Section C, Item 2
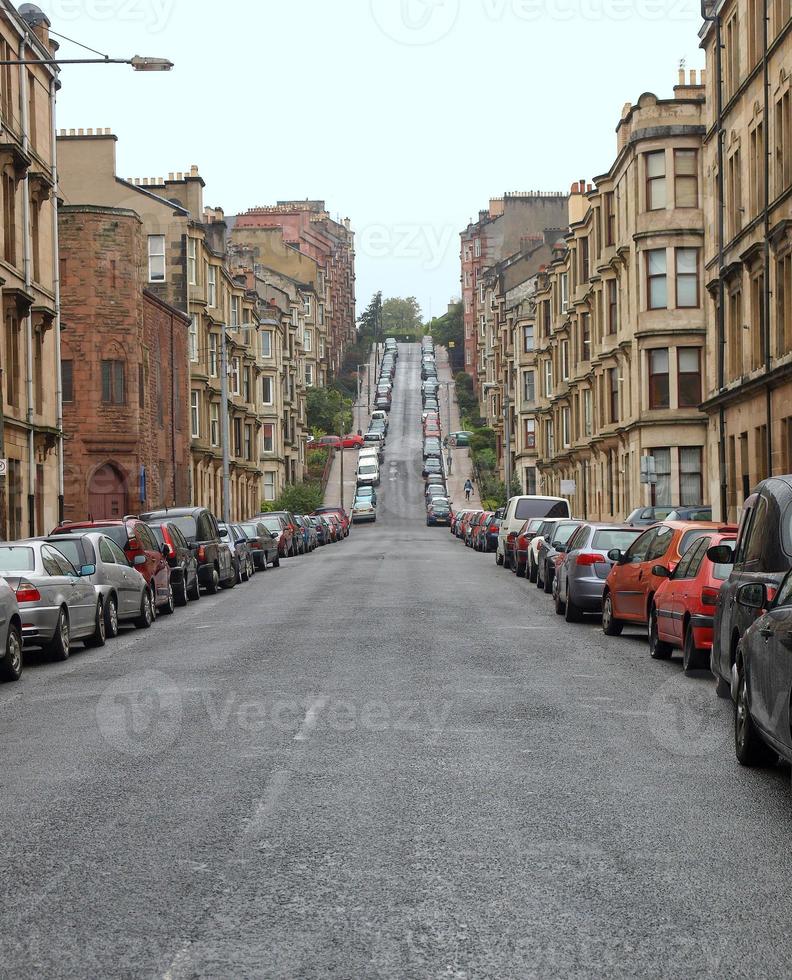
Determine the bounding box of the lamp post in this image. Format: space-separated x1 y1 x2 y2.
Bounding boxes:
356 363 367 431
220 326 231 524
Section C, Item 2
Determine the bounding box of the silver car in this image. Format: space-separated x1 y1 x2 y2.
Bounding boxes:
44 533 152 638
0 541 104 660
553 524 645 623
0 577 22 682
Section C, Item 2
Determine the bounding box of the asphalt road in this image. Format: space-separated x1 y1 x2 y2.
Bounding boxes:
2 344 792 979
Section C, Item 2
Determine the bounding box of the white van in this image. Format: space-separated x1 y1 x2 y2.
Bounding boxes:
496 495 571 567
356 459 380 487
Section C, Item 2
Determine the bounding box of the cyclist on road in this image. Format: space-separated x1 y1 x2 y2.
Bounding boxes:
464 479 473 502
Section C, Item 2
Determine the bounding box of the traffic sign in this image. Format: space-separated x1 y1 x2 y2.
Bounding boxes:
0 459 7 478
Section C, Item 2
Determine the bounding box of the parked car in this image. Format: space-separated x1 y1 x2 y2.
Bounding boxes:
145 521 200 606
554 524 645 623
497 496 571 567
602 520 734 639
239 522 280 570
536 521 583 594
44 532 153 637
512 518 548 577
481 515 501 553
371 410 389 434
650 530 736 671
362 432 386 461
138 506 234 594
666 506 713 522
250 515 287 563
294 515 317 553
313 506 350 537
427 500 452 527
0 541 108 659
625 505 678 527
708 477 792 699
731 571 792 767
217 522 250 584
52 517 174 612
449 431 472 448
471 512 494 551
252 510 304 555
316 435 342 450
352 497 377 524
357 459 381 487
465 512 486 548
0 576 22 682
342 434 365 449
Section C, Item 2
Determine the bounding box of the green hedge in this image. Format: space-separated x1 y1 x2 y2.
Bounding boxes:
260 482 325 515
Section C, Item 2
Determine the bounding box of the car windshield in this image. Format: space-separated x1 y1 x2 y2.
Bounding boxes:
359 465 377 475
0 546 35 571
592 529 645 551
259 518 280 532
51 540 84 567
514 499 569 520
239 525 259 539
553 524 580 546
161 516 198 541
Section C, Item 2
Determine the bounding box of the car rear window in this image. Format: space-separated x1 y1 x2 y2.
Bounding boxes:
51 540 85 568
149 526 165 545
515 499 570 520
85 526 129 548
553 524 579 546
680 528 713 555
592 529 644 551
0 547 35 571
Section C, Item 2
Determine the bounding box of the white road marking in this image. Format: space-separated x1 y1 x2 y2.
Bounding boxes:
162 941 193 980
246 769 290 836
294 696 328 741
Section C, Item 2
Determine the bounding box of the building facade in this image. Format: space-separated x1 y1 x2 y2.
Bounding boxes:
699 0 792 520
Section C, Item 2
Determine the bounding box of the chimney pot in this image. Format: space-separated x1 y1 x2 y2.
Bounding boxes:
678 68 685 85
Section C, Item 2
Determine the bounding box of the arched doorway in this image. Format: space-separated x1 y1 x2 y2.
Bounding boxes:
88 463 128 520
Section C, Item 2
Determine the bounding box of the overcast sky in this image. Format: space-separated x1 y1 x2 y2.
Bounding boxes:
49 0 705 322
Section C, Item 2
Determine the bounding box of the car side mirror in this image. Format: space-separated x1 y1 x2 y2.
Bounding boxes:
133 555 147 567
270 531 278 539
80 564 96 577
607 549 623 563
707 544 734 565
652 565 670 578
219 528 228 538
556 545 567 554
737 582 767 610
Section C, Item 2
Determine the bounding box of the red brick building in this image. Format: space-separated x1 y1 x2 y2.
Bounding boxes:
58 205 191 522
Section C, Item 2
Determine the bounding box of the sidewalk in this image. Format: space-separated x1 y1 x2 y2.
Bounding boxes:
436 347 481 509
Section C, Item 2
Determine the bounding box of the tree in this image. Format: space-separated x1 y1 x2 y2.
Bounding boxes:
357 292 381 342
429 302 463 370
381 296 422 337
306 387 353 435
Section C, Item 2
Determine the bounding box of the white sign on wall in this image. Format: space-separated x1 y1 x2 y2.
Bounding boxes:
560 479 577 495
0 459 7 478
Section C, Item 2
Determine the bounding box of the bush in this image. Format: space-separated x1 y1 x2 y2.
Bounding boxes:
261 481 325 515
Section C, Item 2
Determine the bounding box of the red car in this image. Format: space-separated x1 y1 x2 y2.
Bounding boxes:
51 517 173 614
650 530 737 672
313 507 349 537
512 518 548 577
472 512 494 551
603 520 737 639
342 434 364 449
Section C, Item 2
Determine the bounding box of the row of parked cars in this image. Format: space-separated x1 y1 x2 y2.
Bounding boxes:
0 503 352 683
418 338 452 527
452 482 792 776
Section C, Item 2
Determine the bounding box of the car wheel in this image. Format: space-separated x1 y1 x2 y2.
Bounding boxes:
565 593 583 623
649 607 672 660
0 623 22 682
49 608 70 661
223 564 237 589
602 593 623 637
554 590 565 616
735 658 777 767
85 599 106 647
188 572 201 601
104 594 119 638
160 583 175 615
175 570 189 607
528 557 537 583
715 674 731 699
536 566 543 589
205 567 220 595
272 554 280 568
515 559 525 579
683 626 706 673
543 567 553 594
135 590 153 630
239 559 248 583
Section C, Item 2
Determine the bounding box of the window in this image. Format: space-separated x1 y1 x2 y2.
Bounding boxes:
580 237 590 282
62 359 73 403
261 330 272 358
233 418 242 457
190 391 199 438
305 363 314 387
675 248 699 308
207 265 217 307
303 295 312 317
775 0 791 38
728 287 744 380
262 376 274 405
543 300 551 337
776 90 791 197
727 149 743 238
777 253 792 354
580 314 591 361
583 388 593 437
647 249 667 309
560 273 569 313
101 360 125 405
604 192 615 246
680 447 703 506
748 0 763 67
725 12 741 99
242 367 251 403
208 334 218 377
561 406 571 448
525 418 536 449
678 348 702 407
262 423 274 453
231 357 240 396
187 237 197 285
523 324 534 352
609 367 619 424
231 296 240 328
3 172 16 265
607 279 618 334
523 370 535 404
561 339 570 381
210 403 219 446
244 425 253 462
652 449 672 504
646 151 666 210
189 315 198 362
545 419 555 457
304 329 313 352
648 349 670 409
749 123 766 217
525 466 538 494
544 359 553 398
148 235 165 282
263 471 276 501
674 150 698 208
474 238 481 258
138 363 145 409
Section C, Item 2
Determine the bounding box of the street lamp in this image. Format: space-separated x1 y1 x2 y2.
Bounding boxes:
483 382 513 499
0 54 174 69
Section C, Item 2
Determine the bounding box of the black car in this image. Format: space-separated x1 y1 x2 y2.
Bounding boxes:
239 521 280 570
709 477 792 699
625 505 678 526
139 506 235 593
146 521 200 605
422 461 445 480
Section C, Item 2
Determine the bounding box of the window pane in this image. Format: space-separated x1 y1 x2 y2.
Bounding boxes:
676 177 698 208
650 278 668 309
678 348 700 373
675 150 697 175
653 448 672 504
650 348 669 373
647 152 665 178
677 248 697 274
680 447 703 506
677 277 698 307
648 250 667 275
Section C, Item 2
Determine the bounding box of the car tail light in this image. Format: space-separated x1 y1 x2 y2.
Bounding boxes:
507 532 517 543
767 585 778 603
701 587 719 606
162 527 174 550
16 580 41 603
197 545 206 561
576 552 606 566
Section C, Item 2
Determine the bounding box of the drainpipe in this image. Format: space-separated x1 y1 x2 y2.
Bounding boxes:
18 37 35 535
762 0 772 477
49 76 64 525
